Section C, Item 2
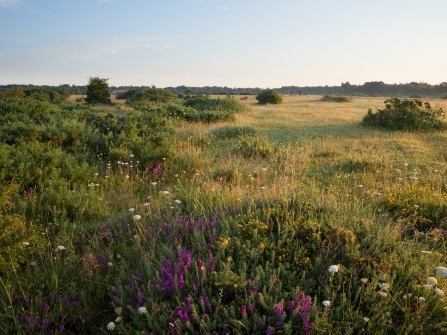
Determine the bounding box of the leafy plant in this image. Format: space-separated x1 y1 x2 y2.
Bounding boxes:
320 95 352 102
85 77 112 105
361 98 446 131
256 89 283 105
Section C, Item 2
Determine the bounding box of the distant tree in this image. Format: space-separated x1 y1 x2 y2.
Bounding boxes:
85 77 112 105
0 87 26 99
256 89 283 105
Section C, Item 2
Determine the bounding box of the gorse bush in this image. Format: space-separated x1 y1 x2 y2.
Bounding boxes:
256 89 283 105
125 86 177 107
320 95 352 102
361 98 446 131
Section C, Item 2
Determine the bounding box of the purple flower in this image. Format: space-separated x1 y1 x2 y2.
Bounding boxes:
267 326 275 334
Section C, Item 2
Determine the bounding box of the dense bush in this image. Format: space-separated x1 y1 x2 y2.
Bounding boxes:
320 95 352 102
0 87 26 99
361 98 446 131
184 94 247 113
256 89 283 105
126 86 177 107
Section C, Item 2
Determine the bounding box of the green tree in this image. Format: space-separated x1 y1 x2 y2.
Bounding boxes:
256 89 283 105
85 77 112 105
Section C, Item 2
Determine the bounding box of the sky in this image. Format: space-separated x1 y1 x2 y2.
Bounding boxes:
1 0 446 88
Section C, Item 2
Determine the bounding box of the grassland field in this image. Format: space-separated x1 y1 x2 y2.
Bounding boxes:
3 93 447 334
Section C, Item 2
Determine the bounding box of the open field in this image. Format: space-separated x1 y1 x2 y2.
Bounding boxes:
2 94 447 334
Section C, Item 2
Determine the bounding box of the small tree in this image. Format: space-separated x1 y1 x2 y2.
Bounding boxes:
256 89 282 105
85 77 112 105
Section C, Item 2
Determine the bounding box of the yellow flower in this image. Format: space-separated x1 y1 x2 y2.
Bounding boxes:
227 257 232 263
259 243 265 249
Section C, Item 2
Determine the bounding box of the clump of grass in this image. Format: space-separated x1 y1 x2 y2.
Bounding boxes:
235 136 277 158
321 95 353 102
211 125 257 140
361 98 446 131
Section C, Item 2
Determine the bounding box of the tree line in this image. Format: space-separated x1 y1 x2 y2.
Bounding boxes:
1 81 446 97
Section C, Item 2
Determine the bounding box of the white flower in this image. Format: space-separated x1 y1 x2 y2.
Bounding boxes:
161 191 169 195
379 283 390 290
358 185 364 188
143 202 149 206
322 300 330 307
427 277 438 285
363 317 370 322
436 267 447 277
129 208 135 212
129 154 134 158
328 265 339 273
29 262 37 266
133 215 141 221
138 306 147 314
414 205 419 208
151 182 157 186
419 297 426 301
173 200 181 204
422 285 433 290
22 242 30 247
56 245 65 251
435 288 444 296
404 163 408 167
107 321 116 330
115 316 122 323
395 169 402 173
107 262 113 267
421 251 432 254
379 292 387 297
125 175 129 179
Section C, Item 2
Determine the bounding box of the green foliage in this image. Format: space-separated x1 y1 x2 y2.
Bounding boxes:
442 93 447 99
0 184 33 273
256 89 283 105
85 77 112 105
236 137 277 158
361 98 446 131
321 94 353 102
0 87 26 99
115 89 138 100
211 126 257 139
125 86 177 107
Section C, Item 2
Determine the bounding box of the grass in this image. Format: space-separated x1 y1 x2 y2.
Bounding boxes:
3 95 447 334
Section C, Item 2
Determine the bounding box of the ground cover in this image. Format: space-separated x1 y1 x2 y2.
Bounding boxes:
2 95 447 334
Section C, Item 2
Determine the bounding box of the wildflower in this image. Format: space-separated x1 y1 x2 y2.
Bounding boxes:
125 175 129 179
108 262 113 267
266 326 275 334
427 277 437 285
29 262 37 266
404 163 408 167
421 251 432 254
115 316 122 323
435 288 444 296
358 184 364 188
56 245 65 251
173 200 181 204
379 292 387 297
129 154 134 158
22 242 30 247
379 283 390 290
322 300 330 307
151 182 157 186
419 297 426 302
395 169 402 173
133 215 141 220
129 208 135 212
328 265 339 273
107 322 115 330
422 285 433 290
161 191 169 195
138 307 147 314
436 267 447 277
414 205 419 208
363 317 370 322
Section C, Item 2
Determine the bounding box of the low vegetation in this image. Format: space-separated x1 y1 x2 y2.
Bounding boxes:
361 98 446 131
2 92 447 334
320 94 353 102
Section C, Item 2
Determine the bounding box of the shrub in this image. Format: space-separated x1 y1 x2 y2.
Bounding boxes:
184 94 247 113
126 86 177 107
321 95 353 102
85 77 112 105
256 89 283 104
361 98 446 131
0 87 26 99
442 93 447 99
236 136 277 158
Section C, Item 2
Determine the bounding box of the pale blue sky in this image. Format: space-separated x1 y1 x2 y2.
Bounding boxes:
1 0 446 87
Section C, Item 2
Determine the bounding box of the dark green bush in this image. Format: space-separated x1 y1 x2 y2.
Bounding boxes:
126 86 177 107
361 98 446 131
256 89 283 104
321 95 352 102
184 94 247 113
0 87 26 99
85 77 112 105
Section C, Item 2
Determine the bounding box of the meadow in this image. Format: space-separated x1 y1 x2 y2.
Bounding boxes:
2 93 447 334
